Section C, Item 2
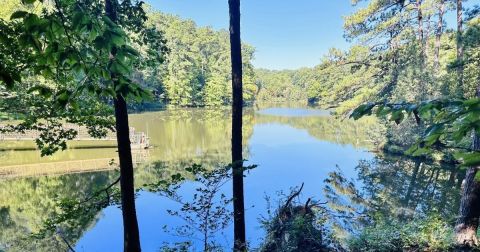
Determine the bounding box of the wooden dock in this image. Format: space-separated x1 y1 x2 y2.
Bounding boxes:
0 124 150 149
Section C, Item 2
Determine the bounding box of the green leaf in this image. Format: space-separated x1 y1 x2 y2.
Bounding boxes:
376 105 391 117
102 16 116 28
350 102 376 120
122 45 140 56
406 146 431 156
21 0 36 4
10 11 29 19
72 12 84 29
455 152 480 167
55 89 72 107
425 124 445 138
110 32 125 47
110 60 129 75
103 88 116 98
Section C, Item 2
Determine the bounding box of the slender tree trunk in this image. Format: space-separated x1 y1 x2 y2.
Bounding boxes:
417 0 425 60
455 81 480 248
434 0 445 72
416 0 427 99
114 97 142 252
105 0 141 251
381 35 400 98
228 0 246 250
425 13 431 65
456 0 464 90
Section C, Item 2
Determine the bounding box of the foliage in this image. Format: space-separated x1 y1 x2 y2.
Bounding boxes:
255 69 308 103
144 163 256 251
147 10 257 107
347 12 480 164
348 215 455 252
32 176 121 241
350 97 480 165
0 0 166 155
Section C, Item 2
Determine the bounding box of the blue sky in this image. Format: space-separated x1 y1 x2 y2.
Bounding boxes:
146 0 480 70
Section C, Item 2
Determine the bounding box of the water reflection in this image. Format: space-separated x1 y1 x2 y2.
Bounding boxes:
323 154 461 245
0 171 118 251
0 107 461 251
355 155 461 219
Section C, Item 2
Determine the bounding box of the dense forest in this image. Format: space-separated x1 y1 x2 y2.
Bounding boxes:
1 0 480 251
143 10 257 107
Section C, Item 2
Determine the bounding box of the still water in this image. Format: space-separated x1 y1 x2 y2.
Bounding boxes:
0 107 461 251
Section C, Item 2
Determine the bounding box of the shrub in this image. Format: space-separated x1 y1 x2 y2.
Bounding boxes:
348 215 454 252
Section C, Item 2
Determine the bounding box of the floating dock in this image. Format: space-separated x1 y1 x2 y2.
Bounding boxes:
0 124 150 149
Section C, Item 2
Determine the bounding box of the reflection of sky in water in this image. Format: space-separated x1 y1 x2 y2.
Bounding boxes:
256 107 331 117
75 117 372 251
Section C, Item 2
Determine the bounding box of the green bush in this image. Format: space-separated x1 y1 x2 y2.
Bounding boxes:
348 215 454 252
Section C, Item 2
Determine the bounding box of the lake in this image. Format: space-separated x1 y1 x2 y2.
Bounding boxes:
0 106 461 251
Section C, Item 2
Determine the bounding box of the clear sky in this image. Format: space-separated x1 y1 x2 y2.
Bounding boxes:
146 0 353 70
146 0 480 70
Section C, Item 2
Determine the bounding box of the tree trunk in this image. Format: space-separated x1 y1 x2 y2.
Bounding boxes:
425 14 431 64
456 0 464 90
105 0 141 251
455 81 480 247
434 0 445 72
416 0 425 60
380 36 400 98
455 165 480 247
114 97 142 252
416 0 427 99
228 0 246 251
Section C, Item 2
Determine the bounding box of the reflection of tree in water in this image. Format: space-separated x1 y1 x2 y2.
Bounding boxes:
323 154 461 243
0 107 255 251
130 108 380 165
0 108 395 250
255 113 384 149
129 108 255 163
0 171 117 251
0 152 236 251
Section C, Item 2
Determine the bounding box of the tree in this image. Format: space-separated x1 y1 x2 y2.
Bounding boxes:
228 0 246 250
146 11 257 107
104 0 141 250
457 0 465 90
434 0 445 72
454 2 480 246
0 0 166 250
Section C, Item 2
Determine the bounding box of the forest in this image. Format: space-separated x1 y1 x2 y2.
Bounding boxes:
1 0 480 251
